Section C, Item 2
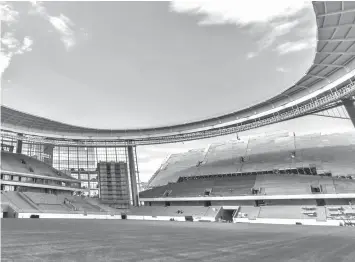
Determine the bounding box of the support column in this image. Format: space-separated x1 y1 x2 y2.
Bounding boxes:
127 145 139 206
16 133 23 154
342 97 355 127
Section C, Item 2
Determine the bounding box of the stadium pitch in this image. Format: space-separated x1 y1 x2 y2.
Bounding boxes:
2 219 355 262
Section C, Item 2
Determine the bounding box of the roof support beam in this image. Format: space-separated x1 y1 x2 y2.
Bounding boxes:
313 63 345 68
318 38 355 42
317 8 355 17
282 94 294 103
294 85 312 94
294 85 309 89
319 23 355 30
307 74 331 83
313 63 350 72
311 113 349 120
317 51 355 55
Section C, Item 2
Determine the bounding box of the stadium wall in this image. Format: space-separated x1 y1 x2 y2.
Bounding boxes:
126 215 186 222
233 218 343 226
140 193 355 202
16 212 122 219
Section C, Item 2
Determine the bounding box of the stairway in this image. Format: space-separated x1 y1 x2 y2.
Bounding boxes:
316 207 327 222
248 207 260 220
2 192 38 212
19 193 42 212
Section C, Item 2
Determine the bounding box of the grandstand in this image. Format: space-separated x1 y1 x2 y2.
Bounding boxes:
0 151 122 218
1 1 355 228
135 132 355 225
1 151 79 193
148 131 355 187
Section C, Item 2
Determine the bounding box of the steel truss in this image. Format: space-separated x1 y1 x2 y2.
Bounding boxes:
2 80 355 146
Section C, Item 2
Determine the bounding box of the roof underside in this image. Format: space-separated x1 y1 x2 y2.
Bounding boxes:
2 1 355 142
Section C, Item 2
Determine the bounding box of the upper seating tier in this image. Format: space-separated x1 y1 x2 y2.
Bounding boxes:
1 152 74 180
149 132 355 187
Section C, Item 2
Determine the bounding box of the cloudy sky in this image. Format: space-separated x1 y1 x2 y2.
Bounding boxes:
1 1 353 182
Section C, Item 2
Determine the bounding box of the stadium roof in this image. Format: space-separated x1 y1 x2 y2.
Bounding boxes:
2 1 355 143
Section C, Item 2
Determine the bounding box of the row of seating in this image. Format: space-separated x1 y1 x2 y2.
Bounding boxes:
237 205 319 220
326 205 355 220
127 205 322 221
129 206 220 217
141 175 258 198
140 174 355 198
257 206 315 220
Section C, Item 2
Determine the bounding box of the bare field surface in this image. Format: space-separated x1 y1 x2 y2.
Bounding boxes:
2 219 355 262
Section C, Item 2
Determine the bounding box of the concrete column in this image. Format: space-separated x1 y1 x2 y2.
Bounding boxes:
342 98 355 127
127 145 139 206
16 133 23 154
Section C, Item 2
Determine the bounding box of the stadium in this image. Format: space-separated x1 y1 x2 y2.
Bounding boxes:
1 1 355 261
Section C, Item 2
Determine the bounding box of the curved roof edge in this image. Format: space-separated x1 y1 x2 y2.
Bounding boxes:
2 1 355 142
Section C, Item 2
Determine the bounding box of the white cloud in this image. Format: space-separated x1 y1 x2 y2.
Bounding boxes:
1 33 33 55
170 0 309 26
0 53 11 78
257 20 301 51
1 1 83 77
49 15 76 50
170 0 314 58
29 2 77 50
0 3 19 24
0 30 33 77
0 3 20 77
29 1 47 16
276 67 288 73
246 52 257 60
275 39 315 55
1 32 20 50
17 36 33 54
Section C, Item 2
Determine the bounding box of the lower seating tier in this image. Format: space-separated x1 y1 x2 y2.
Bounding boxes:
128 206 221 218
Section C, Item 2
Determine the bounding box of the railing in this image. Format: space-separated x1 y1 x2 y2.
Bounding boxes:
0 169 79 184
1 180 80 191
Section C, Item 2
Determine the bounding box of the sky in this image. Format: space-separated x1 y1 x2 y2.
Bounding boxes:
1 1 354 182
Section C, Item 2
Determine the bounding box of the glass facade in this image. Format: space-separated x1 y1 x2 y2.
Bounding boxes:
51 146 130 198
1 136 17 153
